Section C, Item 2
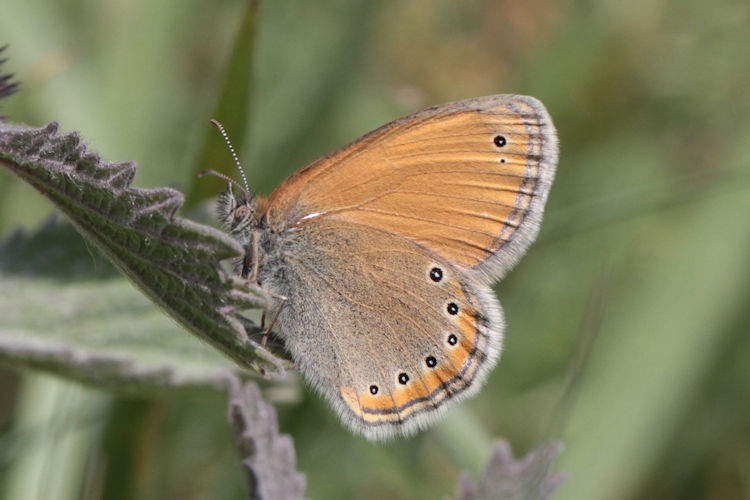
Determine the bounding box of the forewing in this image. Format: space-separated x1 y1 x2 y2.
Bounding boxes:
266 94 557 281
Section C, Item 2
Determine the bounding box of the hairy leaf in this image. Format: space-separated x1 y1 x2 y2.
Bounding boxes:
229 378 306 500
456 440 566 500
0 121 288 379
0 217 254 391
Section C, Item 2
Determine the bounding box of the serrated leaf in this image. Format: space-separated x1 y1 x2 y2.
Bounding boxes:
0 46 19 116
0 217 253 391
0 121 288 379
456 440 566 500
228 378 306 500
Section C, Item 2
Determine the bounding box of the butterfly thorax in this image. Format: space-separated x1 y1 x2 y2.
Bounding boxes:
217 185 292 294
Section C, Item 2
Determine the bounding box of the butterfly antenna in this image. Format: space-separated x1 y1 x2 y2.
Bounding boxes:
196 168 247 195
210 118 251 196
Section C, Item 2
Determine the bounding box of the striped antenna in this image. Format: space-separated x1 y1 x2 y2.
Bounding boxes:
196 168 246 195
210 119 250 195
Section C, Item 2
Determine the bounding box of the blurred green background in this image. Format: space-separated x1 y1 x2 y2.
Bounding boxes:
1 0 749 499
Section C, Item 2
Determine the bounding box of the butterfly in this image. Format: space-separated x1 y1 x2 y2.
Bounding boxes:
214 94 557 440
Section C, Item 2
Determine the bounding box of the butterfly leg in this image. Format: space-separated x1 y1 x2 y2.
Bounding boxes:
261 294 287 346
248 229 260 282
241 229 261 282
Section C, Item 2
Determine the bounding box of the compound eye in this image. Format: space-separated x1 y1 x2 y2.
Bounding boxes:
234 205 250 221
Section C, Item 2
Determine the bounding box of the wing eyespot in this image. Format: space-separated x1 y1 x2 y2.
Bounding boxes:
493 135 507 147
369 385 379 395
429 266 443 282
425 356 437 368
447 302 459 315
398 373 410 385
447 334 458 346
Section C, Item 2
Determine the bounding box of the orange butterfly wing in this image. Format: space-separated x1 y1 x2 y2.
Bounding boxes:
265 94 557 280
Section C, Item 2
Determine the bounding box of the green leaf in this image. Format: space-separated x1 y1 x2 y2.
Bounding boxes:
0 121 288 384
554 190 750 500
184 0 260 206
0 218 238 390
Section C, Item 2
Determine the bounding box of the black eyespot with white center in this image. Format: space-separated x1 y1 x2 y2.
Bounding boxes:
398 373 409 385
494 135 507 147
369 385 378 395
447 334 458 346
429 267 443 282
425 356 437 368
447 302 459 315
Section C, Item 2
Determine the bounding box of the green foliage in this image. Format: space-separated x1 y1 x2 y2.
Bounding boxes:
0 121 285 377
184 0 260 206
0 216 255 391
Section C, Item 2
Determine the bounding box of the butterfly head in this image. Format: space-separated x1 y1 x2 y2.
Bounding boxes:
217 182 264 240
